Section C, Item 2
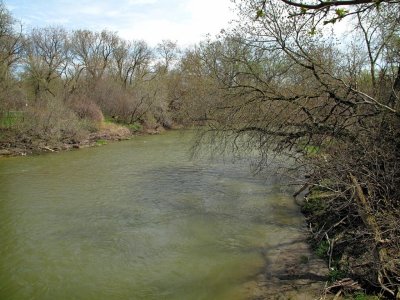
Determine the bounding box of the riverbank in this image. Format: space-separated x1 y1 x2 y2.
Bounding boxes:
0 121 168 157
300 186 398 300
244 229 336 300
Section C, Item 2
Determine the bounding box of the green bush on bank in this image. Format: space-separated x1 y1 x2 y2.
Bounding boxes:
104 117 143 133
125 122 143 133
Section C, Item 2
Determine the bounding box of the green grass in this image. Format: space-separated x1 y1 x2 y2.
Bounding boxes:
297 142 321 155
304 145 320 155
347 293 380 300
125 122 142 132
104 117 117 124
0 111 24 128
96 139 107 146
104 117 143 133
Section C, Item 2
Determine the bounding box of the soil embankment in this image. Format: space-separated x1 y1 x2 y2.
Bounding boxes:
0 122 166 157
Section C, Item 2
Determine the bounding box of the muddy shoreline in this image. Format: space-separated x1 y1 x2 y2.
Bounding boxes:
244 228 335 300
0 125 165 158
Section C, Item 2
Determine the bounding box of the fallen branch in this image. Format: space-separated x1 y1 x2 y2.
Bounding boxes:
326 278 362 293
349 173 395 297
293 182 309 199
42 146 55 152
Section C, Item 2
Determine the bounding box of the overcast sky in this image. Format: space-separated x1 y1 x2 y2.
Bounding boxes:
4 0 236 46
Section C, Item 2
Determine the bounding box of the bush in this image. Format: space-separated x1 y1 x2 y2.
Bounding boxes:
17 100 87 144
68 94 104 122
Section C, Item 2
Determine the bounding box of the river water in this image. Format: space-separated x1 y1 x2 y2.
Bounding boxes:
0 130 306 300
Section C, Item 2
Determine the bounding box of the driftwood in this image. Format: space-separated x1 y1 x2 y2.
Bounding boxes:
42 146 55 152
326 278 362 294
293 182 310 206
293 182 309 199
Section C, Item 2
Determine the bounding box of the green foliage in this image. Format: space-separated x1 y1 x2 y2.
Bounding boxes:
96 139 107 146
104 117 143 133
304 145 320 155
349 292 380 300
328 267 346 282
322 8 349 25
302 197 324 215
122 122 142 133
315 240 329 258
256 9 265 19
335 8 349 18
300 7 307 14
0 111 23 128
104 117 116 124
297 142 321 156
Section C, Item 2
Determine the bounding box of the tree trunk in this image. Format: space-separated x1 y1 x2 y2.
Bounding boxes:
389 65 400 107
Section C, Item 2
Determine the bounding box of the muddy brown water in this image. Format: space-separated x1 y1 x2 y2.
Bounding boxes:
0 130 328 299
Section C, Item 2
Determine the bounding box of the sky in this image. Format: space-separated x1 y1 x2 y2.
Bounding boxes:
4 0 236 46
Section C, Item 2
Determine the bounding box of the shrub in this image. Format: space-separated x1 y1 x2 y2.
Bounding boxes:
68 94 104 122
17 100 87 143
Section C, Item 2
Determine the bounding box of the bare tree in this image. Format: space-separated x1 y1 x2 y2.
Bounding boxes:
196 0 400 296
0 1 24 112
112 39 153 88
71 29 119 84
0 2 22 77
156 40 180 73
354 6 400 94
24 26 70 99
256 0 400 23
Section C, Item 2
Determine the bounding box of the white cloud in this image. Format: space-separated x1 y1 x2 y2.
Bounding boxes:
182 0 235 42
127 0 158 4
117 0 234 46
185 0 234 24
5 0 236 46
118 19 183 45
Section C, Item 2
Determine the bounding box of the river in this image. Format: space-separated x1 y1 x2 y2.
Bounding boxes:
0 130 310 300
